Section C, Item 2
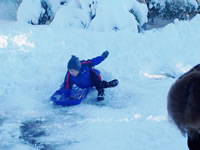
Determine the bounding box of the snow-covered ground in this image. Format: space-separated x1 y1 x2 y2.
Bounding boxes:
1 3 200 150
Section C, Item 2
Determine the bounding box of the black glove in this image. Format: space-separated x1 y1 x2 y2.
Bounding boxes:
101 50 109 60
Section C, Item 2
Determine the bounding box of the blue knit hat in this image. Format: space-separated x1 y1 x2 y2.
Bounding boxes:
67 55 81 71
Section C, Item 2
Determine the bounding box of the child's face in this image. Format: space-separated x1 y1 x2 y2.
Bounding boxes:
69 69 79 77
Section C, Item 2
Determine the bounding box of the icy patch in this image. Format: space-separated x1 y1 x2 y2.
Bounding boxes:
0 35 8 48
12 34 34 48
143 72 168 79
134 114 142 119
0 33 34 51
146 115 166 122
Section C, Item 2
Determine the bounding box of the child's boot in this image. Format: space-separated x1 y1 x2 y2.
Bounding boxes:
97 89 105 101
108 79 119 88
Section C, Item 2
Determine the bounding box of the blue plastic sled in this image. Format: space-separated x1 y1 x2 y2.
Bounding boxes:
51 69 102 106
50 86 89 106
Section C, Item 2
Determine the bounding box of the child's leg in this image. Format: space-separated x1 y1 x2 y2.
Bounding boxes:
90 69 104 90
90 69 105 101
90 68 119 88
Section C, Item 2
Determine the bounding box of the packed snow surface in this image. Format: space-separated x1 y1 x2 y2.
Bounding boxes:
0 3 200 149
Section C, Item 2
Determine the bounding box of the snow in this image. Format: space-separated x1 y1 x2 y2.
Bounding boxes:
17 0 148 30
45 0 62 14
51 3 91 29
1 1 200 150
17 0 43 24
0 0 19 21
130 0 148 25
88 0 139 32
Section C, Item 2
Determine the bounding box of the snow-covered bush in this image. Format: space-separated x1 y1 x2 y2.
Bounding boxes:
17 0 42 24
129 0 148 32
89 0 148 32
162 0 198 20
17 0 61 25
16 0 148 32
146 0 199 22
0 0 22 21
129 1 148 26
51 0 97 29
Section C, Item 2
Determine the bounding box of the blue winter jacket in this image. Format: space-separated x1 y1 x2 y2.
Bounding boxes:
63 56 104 97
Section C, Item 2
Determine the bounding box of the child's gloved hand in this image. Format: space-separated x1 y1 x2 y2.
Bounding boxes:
101 50 109 60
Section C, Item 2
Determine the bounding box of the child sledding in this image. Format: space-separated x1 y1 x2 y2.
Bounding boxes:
51 50 119 106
